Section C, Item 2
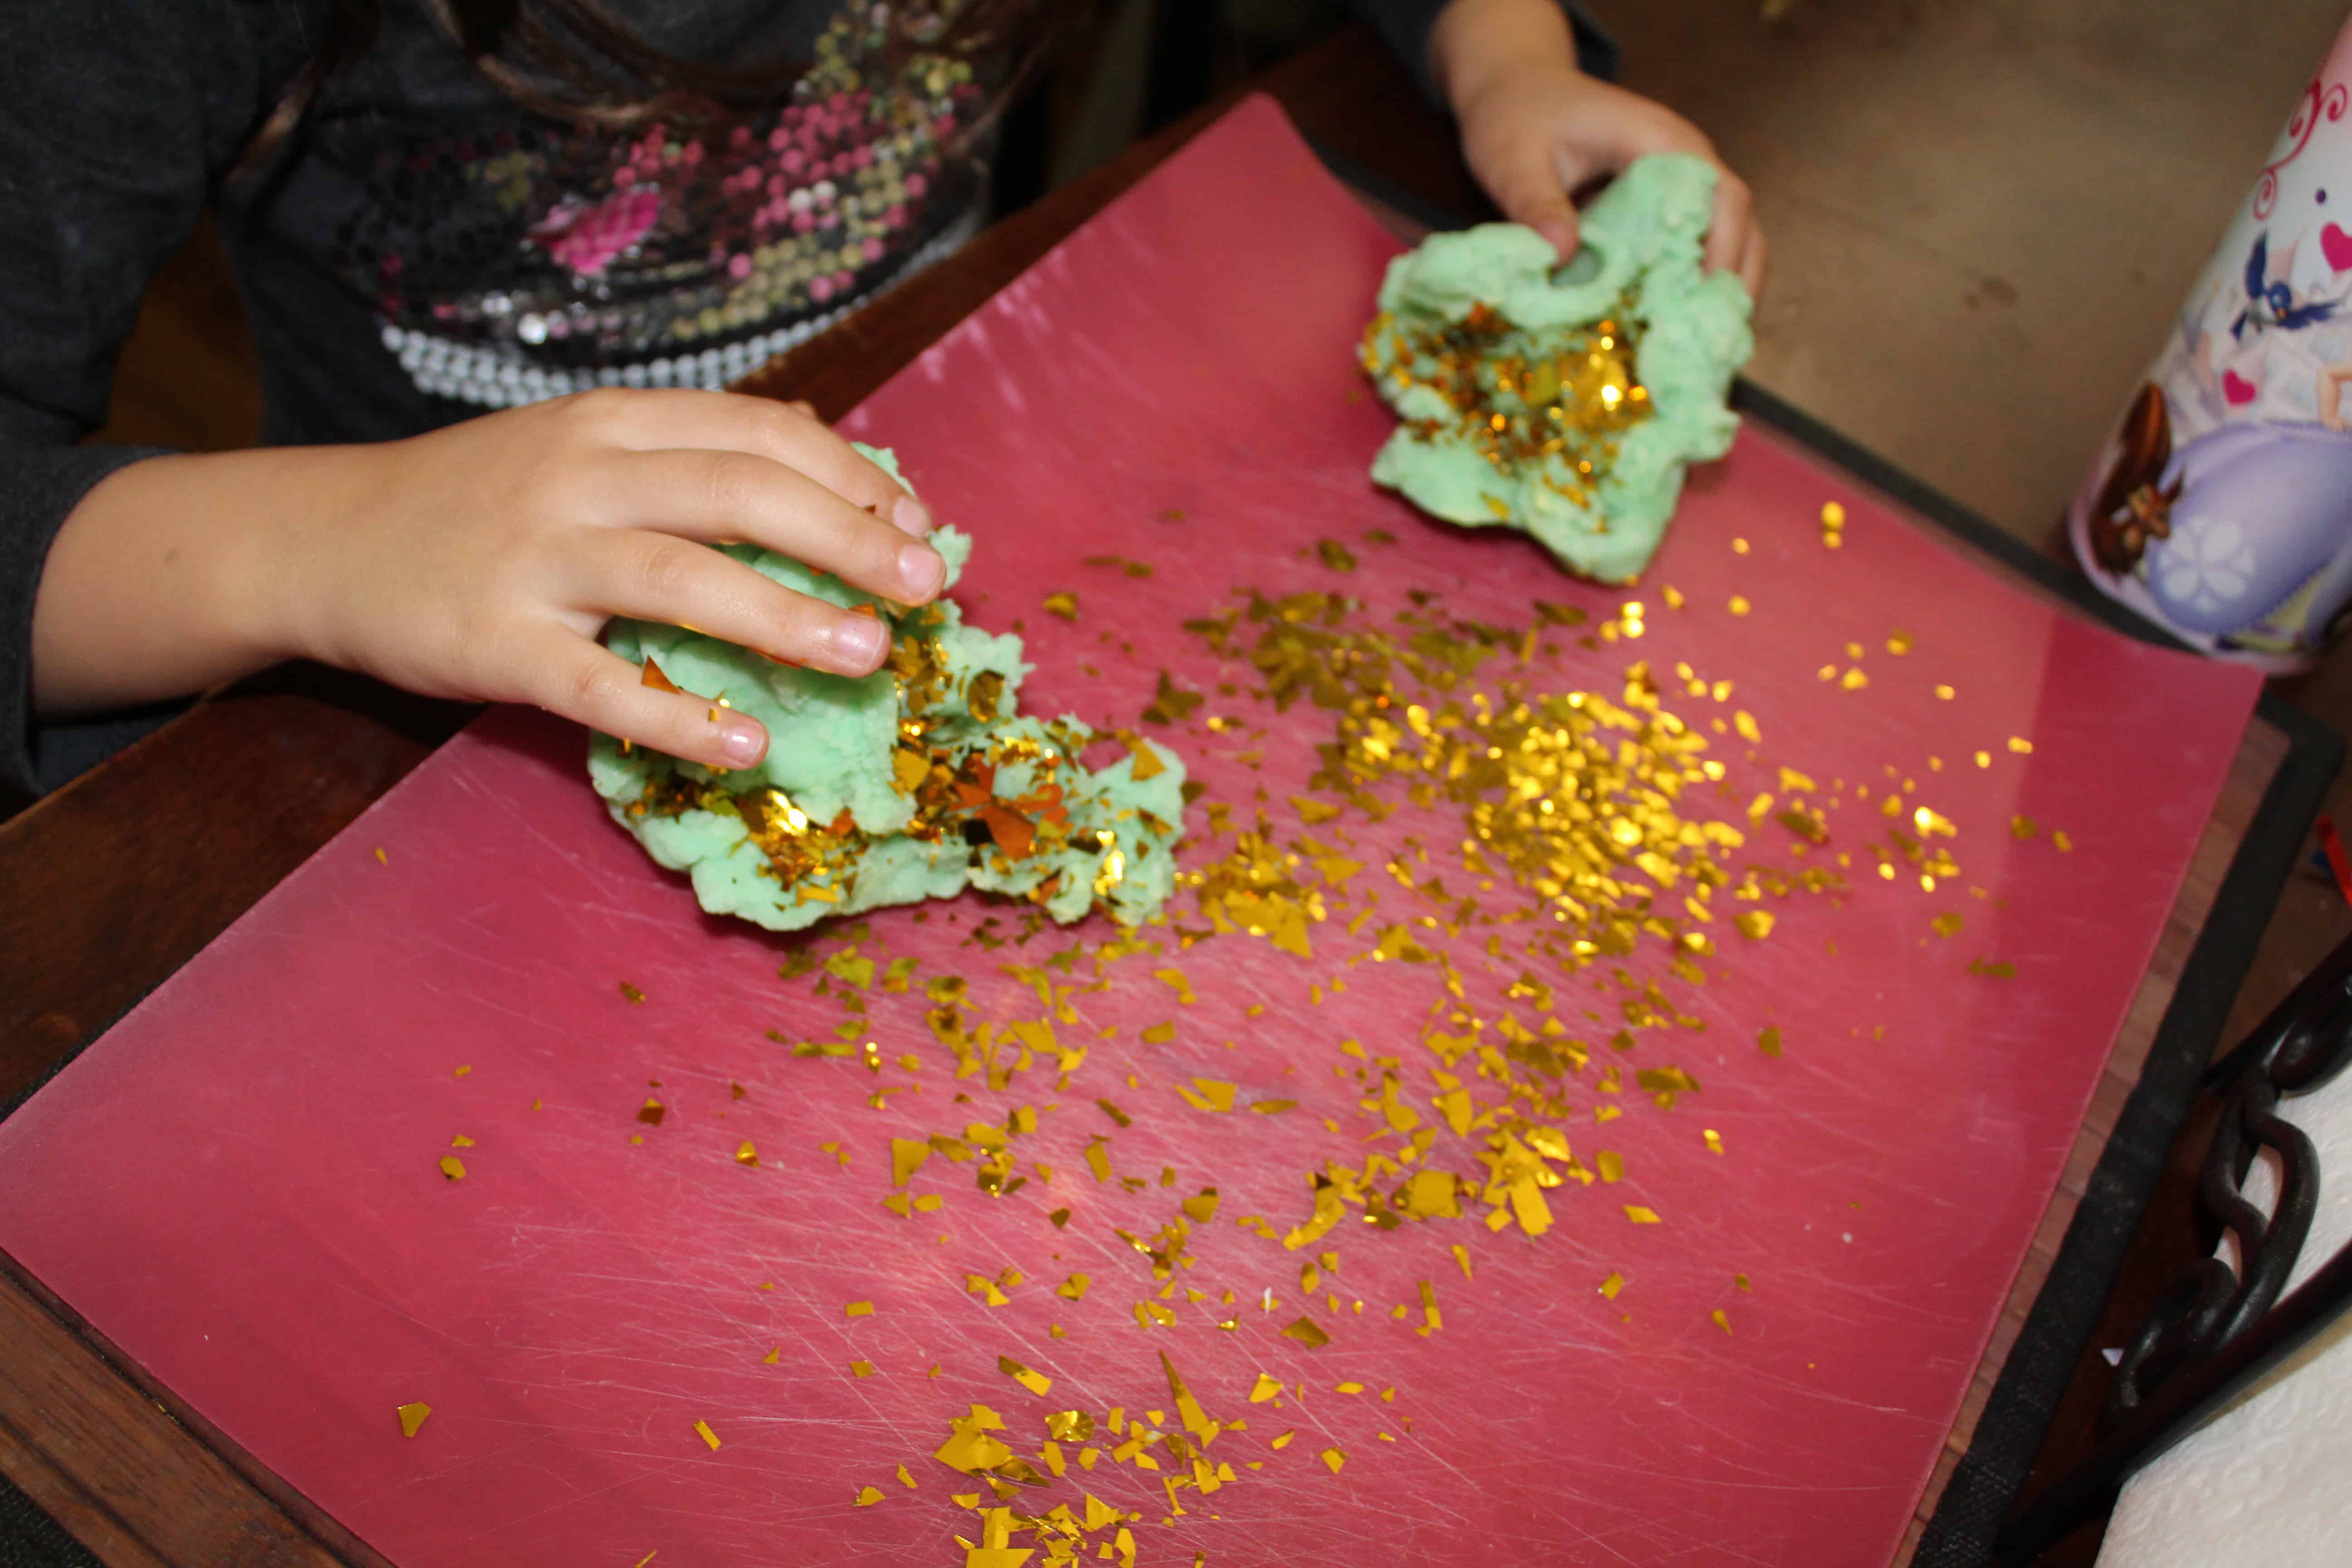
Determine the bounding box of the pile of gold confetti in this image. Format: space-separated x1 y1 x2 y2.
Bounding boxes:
1359 301 1651 508
426 512 2084 1566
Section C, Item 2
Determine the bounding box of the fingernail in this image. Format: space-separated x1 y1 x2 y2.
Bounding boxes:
897 540 945 599
892 493 932 535
833 610 889 669
718 715 767 766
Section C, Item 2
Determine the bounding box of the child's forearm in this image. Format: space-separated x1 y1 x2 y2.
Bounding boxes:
32 447 331 713
1429 0 1584 116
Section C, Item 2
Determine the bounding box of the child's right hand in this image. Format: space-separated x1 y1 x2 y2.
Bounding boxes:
33 390 947 772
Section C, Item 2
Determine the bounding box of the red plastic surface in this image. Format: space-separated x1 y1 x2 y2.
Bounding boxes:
0 99 2260 1567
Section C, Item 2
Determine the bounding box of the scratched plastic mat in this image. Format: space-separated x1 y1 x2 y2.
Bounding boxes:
0 98 2259 1568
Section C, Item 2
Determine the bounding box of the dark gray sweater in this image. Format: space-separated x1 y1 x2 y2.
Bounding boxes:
0 0 1609 805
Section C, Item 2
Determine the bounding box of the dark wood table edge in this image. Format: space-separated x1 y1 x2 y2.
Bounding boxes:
0 28 2336 1564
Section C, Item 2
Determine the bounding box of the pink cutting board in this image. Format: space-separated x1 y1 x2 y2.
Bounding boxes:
0 98 2259 1568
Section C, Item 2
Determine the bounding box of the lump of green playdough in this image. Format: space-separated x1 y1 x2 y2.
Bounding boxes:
1360 153 1754 584
588 446 1186 932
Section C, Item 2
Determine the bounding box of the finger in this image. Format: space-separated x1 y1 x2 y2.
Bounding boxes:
1705 171 1754 278
598 446 946 608
782 400 817 419
525 624 772 772
568 528 898 677
1738 225 1769 301
560 388 933 536
1476 135 1583 260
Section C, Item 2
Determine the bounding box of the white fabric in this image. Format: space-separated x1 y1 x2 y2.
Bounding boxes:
2097 1066 2352 1566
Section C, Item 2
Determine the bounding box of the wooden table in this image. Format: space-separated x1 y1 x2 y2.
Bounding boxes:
0 26 2334 1567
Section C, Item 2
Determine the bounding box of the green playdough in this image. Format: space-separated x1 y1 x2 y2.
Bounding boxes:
588 446 1186 932
1360 153 1755 583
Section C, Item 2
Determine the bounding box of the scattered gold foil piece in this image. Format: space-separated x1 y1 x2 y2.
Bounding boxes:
641 659 684 695
1625 1205 1661 1225
1734 911 1775 940
1043 593 1078 622
1974 750 1991 768
619 982 645 1004
856 1485 885 1507
437 1156 467 1181
1596 1150 1625 1183
1968 957 2019 979
851 1360 877 1379
1728 595 1751 617
997 1356 1054 1397
846 1301 875 1318
397 1401 432 1438
1887 631 1914 655
2007 736 2034 754
694 1420 721 1451
1316 540 1359 573
1281 1317 1331 1349
1248 1373 1284 1404
451 1134 474 1148
2011 815 2038 839
1598 1272 1624 1299
1712 1308 1733 1335
1931 913 1963 939
1321 1446 1347 1474
1703 1129 1724 1154
735 1141 760 1166
637 1099 666 1127
2053 830 2073 852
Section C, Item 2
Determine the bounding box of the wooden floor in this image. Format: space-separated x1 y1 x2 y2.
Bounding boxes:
76 4 2352 1562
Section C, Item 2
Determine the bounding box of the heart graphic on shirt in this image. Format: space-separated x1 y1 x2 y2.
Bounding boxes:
2222 370 2259 406
2323 221 2352 272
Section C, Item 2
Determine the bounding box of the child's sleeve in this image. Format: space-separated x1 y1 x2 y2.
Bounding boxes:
1346 0 1621 101
0 0 310 805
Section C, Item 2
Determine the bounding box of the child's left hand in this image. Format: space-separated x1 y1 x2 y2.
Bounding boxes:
1431 0 1766 298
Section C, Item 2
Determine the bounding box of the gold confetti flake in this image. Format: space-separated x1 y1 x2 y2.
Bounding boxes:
1734 710 1761 743
850 1360 877 1379
1840 668 1869 691
1887 631 1914 655
618 982 645 1004
1176 1078 1237 1113
1140 1021 1177 1045
2053 830 2073 852
453 1064 470 1078
1735 1273 1752 1291
372 846 387 866
997 1356 1054 1397
1316 540 1359 572
1055 1273 1092 1301
855 1485 885 1507
1968 957 2018 979
734 1141 759 1166
1703 1129 1724 1154
1598 1271 1625 1299
1931 913 1964 939
1712 1308 1733 1335
1934 684 1955 700
2007 736 2034 754
1269 1429 1296 1451
637 1099 665 1127
1729 594 1751 617
437 1156 467 1181
1596 1150 1625 1184
1733 911 1775 940
1042 592 1079 622
1974 750 1991 768
1249 1373 1284 1404
1321 1446 1348 1474
1759 1024 1784 1057
2010 815 2037 839
1821 501 1846 528
1625 1205 1661 1225
396 1401 432 1438
1732 537 1750 554
450 1134 474 1148
845 1301 875 1318
694 1420 721 1451
763 1346 780 1364
1281 1317 1331 1349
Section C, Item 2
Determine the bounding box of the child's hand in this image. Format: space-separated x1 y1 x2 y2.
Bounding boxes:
1431 0 1766 296
305 390 946 769
37 391 944 773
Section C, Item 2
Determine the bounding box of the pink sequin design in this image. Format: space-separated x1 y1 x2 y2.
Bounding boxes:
530 187 662 277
